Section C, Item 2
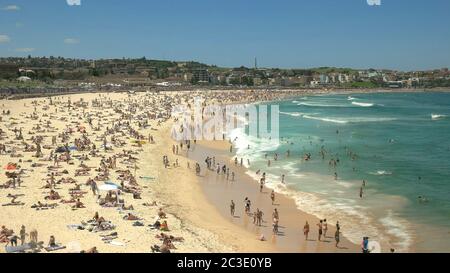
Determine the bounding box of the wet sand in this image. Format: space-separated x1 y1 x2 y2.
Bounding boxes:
181 140 360 253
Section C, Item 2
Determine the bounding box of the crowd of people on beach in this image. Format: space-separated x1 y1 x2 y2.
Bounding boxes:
0 88 390 253
0 92 189 253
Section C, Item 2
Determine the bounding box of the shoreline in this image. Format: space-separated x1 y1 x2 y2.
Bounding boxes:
1 90 447 253
180 139 361 252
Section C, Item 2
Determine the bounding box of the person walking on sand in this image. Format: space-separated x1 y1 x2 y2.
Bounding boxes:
362 237 369 253
360 186 364 198
230 200 235 216
272 218 279 235
272 208 279 221
90 180 98 196
323 219 328 238
257 210 264 226
253 209 258 224
270 190 275 205
335 229 340 248
244 198 251 214
317 220 323 241
303 221 310 240
19 225 27 245
30 229 38 243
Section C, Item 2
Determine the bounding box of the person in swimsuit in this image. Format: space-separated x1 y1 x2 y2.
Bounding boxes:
317 220 323 241
230 200 235 216
303 221 310 240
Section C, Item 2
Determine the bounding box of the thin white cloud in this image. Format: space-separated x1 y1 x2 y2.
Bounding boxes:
2 5 20 11
15 48 35 53
64 38 80 44
66 0 81 6
0 35 11 43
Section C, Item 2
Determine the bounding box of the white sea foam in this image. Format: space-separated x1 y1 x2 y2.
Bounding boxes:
431 114 447 120
352 101 374 107
303 115 349 124
369 170 393 176
244 167 414 252
379 210 413 252
302 115 397 124
279 111 304 117
298 102 349 108
348 96 357 101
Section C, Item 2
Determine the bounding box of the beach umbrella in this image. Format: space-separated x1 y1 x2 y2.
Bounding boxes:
4 163 17 171
98 184 119 191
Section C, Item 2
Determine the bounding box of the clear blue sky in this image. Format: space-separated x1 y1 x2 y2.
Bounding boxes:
1 0 449 70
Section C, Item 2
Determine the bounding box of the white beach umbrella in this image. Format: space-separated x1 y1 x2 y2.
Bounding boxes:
98 184 119 191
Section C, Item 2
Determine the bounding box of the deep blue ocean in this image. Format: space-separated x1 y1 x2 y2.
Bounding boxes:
231 92 450 252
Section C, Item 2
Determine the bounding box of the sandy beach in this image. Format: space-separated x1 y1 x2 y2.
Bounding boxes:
0 90 361 253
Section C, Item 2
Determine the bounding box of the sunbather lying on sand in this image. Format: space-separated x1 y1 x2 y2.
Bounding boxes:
156 232 184 242
45 190 61 200
81 247 98 253
121 204 134 210
31 201 58 209
123 213 140 221
151 243 171 253
143 201 158 207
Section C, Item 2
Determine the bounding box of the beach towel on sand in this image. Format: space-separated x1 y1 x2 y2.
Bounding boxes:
140 176 155 181
109 241 125 246
5 243 33 253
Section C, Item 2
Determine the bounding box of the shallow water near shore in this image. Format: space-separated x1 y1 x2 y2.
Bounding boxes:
232 91 450 252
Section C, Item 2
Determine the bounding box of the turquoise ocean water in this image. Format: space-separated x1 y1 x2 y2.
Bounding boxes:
230 92 450 252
